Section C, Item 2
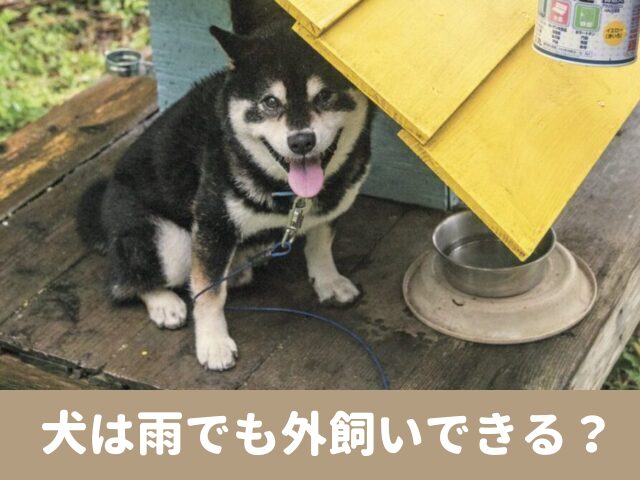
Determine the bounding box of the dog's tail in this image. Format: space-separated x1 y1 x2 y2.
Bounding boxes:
76 178 109 254
230 0 292 35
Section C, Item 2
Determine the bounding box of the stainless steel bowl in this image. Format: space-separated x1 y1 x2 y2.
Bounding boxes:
432 211 556 298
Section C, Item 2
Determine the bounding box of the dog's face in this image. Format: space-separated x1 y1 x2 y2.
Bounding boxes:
211 26 369 198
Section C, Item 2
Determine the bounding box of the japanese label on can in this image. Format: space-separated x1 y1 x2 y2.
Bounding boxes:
534 0 640 66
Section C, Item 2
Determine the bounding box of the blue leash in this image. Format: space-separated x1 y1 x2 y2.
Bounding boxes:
193 241 391 390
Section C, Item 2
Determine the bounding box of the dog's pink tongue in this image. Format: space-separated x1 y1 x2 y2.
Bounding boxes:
288 158 324 198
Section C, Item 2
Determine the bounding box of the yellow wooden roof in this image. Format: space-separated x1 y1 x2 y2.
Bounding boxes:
276 0 640 260
284 0 534 142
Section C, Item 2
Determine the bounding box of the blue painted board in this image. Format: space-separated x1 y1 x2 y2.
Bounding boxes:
150 0 457 210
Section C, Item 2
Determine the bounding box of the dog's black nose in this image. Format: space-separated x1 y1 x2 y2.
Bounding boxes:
287 132 316 155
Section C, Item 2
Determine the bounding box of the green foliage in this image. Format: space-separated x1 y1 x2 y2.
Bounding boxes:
99 0 148 23
98 0 149 47
0 0 149 142
604 337 640 390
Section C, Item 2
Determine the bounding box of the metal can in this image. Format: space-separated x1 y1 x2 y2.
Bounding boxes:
534 0 640 66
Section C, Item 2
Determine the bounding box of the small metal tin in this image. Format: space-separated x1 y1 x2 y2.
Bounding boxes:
433 211 556 298
105 48 143 77
534 0 640 66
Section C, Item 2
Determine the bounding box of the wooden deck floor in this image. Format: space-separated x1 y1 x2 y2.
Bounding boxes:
1 76 639 390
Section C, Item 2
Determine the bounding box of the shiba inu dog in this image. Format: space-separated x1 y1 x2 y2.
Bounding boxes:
76 1 372 371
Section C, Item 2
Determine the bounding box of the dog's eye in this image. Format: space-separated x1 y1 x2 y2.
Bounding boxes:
261 95 282 112
314 89 334 108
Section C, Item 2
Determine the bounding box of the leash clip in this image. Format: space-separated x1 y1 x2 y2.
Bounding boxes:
280 197 311 247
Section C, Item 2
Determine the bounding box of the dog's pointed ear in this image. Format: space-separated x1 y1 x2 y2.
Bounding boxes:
209 25 252 64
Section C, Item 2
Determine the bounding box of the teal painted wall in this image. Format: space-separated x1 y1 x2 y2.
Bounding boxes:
150 0 457 210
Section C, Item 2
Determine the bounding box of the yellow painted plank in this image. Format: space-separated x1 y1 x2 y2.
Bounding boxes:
280 0 534 142
274 0 362 35
279 0 640 259
400 31 640 260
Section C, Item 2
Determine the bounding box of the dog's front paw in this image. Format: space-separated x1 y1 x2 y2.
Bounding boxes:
196 335 238 371
142 290 188 330
312 274 361 306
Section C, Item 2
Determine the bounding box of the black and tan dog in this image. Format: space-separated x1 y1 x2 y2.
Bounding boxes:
77 0 373 371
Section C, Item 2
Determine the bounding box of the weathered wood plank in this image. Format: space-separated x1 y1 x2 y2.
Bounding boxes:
240 206 444 389
569 258 640 389
0 75 156 219
0 76 157 388
559 109 640 390
0 354 94 390
0 123 149 328
0 254 152 373
102 197 407 389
